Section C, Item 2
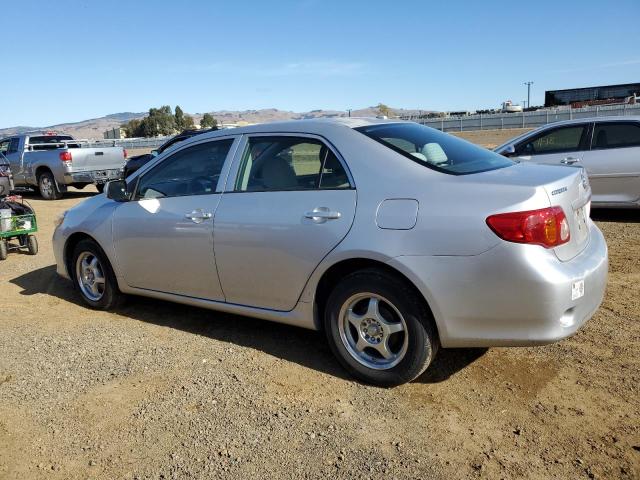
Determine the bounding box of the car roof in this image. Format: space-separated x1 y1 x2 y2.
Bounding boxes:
193 117 407 138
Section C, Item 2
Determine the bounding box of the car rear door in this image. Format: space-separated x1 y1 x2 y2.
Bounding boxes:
579 120 640 204
214 134 356 311
112 136 239 300
514 123 590 168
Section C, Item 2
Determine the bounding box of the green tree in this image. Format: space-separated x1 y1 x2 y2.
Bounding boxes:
376 103 392 118
122 118 142 138
200 113 218 129
183 114 195 130
174 105 186 131
121 105 176 138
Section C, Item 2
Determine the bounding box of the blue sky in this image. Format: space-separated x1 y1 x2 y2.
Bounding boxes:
1 0 639 128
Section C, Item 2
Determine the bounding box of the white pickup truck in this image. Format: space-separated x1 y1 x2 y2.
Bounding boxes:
0 133 127 199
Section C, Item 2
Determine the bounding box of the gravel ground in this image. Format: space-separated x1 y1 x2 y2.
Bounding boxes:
0 185 638 480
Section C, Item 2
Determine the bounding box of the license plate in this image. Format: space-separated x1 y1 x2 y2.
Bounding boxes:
571 280 585 300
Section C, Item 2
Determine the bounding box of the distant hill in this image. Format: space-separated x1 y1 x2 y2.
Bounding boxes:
0 107 429 140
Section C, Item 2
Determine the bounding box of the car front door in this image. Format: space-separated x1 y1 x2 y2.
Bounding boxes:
514 124 589 168
214 134 356 311
580 121 640 204
112 137 238 300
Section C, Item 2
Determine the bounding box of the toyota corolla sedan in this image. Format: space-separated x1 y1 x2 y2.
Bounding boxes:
53 119 608 387
495 116 640 208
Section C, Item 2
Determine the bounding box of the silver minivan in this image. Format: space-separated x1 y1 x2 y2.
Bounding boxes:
495 116 640 207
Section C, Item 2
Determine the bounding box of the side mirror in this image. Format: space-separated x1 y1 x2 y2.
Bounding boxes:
105 179 129 202
501 144 516 157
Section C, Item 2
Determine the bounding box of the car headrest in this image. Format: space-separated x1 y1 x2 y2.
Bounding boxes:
261 156 298 189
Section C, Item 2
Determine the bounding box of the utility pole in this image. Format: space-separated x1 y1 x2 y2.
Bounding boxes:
524 81 534 109
347 108 352 117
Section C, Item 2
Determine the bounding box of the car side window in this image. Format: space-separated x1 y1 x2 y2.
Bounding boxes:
0 140 9 155
592 122 640 150
136 139 233 200
234 136 350 191
517 126 586 155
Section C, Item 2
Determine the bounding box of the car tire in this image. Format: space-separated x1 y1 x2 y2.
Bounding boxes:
38 171 63 200
0 240 7 260
95 184 105 194
324 269 438 387
27 235 38 255
71 239 125 310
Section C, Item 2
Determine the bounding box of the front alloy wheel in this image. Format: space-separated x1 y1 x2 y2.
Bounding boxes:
75 251 106 302
71 239 124 310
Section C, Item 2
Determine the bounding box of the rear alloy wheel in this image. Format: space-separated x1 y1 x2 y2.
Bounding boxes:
324 269 438 387
38 171 62 200
72 239 124 310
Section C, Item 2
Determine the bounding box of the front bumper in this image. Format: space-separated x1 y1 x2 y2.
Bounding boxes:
52 224 70 280
388 221 608 348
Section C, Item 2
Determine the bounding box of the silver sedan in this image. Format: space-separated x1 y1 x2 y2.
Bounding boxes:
495 116 640 208
53 119 608 386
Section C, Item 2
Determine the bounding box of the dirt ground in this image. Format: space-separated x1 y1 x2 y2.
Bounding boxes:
1 155 639 479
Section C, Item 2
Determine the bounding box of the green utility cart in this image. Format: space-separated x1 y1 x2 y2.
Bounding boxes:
0 204 38 260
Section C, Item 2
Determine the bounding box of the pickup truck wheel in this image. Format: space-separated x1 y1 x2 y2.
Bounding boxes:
38 171 62 200
95 184 105 194
72 239 124 310
324 269 439 387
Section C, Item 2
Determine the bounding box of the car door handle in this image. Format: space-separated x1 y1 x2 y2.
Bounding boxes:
560 157 580 164
185 209 212 224
304 207 341 222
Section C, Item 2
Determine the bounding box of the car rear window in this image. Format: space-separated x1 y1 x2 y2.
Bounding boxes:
355 123 514 175
29 136 80 150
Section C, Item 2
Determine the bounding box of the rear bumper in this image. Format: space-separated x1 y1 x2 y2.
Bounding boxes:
388 221 608 347
64 168 123 185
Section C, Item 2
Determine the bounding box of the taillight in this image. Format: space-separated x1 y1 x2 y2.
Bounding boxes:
59 151 72 163
486 206 570 248
123 148 128 159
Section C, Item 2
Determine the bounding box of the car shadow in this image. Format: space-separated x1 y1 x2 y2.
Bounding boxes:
591 208 640 223
10 265 485 386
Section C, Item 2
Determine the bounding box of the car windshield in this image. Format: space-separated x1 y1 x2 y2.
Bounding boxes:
355 123 514 175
